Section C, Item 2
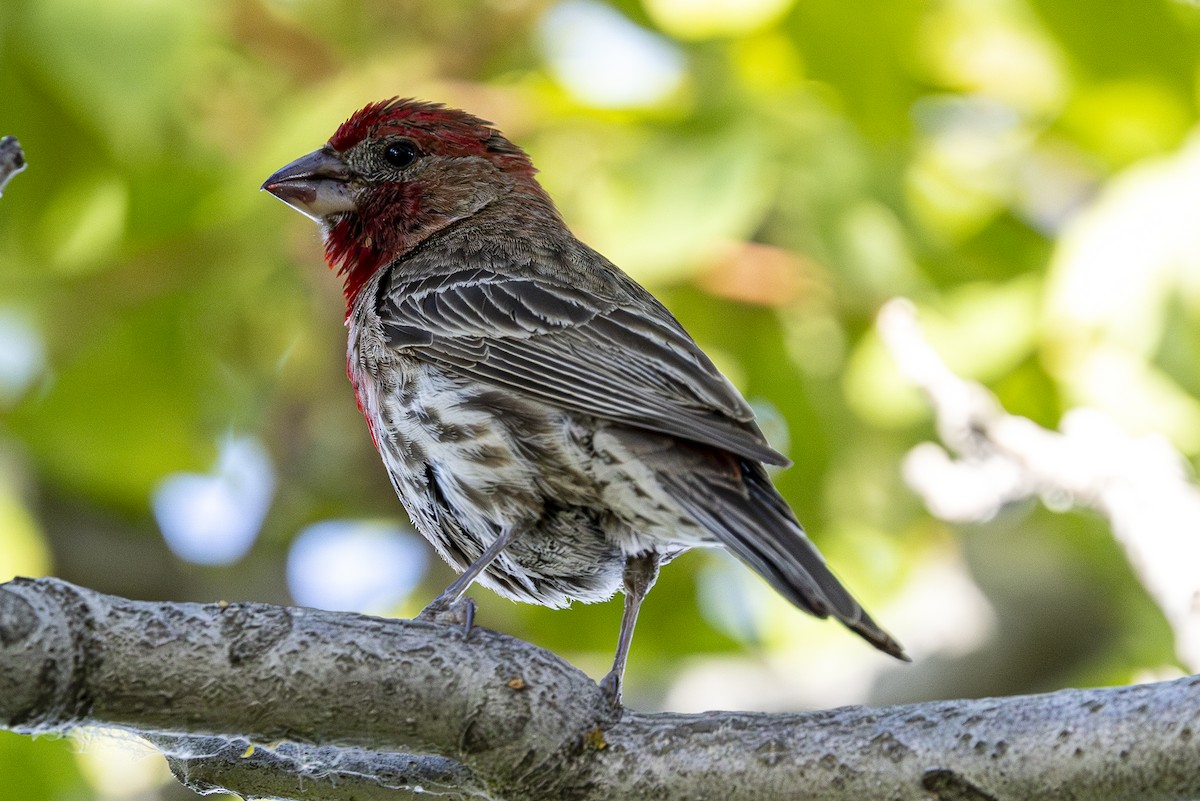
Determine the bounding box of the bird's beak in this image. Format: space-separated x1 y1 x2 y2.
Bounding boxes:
262 148 356 222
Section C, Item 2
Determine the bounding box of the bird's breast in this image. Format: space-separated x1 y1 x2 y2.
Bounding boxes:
348 314 592 518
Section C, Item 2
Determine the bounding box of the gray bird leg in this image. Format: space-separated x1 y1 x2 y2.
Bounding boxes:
418 527 519 635
599 551 661 706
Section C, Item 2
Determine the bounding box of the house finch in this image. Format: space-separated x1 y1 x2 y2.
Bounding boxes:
263 98 906 702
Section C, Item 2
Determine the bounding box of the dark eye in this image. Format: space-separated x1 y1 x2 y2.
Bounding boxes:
383 140 421 169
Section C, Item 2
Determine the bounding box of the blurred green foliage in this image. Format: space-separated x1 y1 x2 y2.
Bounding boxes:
2 0 1200 797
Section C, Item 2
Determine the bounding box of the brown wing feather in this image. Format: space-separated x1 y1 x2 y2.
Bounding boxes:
374 253 789 466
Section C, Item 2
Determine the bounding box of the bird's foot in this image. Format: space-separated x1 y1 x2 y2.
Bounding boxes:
598 670 623 712
417 595 477 640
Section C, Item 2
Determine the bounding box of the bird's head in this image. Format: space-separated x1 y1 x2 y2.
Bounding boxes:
263 98 543 307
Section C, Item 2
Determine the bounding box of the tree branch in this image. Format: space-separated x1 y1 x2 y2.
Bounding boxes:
0 136 27 197
877 298 1200 671
2 577 1197 800
151 735 484 801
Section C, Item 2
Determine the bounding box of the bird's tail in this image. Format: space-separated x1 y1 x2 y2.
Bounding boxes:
663 457 908 661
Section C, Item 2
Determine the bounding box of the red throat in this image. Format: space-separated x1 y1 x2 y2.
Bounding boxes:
323 181 427 313
323 215 387 315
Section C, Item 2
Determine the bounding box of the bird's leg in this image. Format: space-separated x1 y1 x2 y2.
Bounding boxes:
598 551 661 707
419 527 518 637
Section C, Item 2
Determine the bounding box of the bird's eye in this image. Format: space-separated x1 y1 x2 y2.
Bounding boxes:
383 140 421 169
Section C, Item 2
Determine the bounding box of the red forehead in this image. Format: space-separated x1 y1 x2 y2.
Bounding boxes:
328 97 495 157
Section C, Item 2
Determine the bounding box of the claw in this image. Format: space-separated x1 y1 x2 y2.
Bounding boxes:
598 670 623 710
417 595 477 639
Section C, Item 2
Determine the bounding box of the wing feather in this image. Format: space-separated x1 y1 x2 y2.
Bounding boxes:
375 263 789 465
658 459 907 658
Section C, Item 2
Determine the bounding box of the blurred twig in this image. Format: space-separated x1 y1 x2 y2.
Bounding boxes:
3 577 1199 801
0 137 27 197
879 298 1200 671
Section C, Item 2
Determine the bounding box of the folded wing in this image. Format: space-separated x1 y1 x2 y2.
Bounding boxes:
374 263 789 466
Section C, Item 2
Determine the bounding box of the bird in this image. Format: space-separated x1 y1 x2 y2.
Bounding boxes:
262 98 907 703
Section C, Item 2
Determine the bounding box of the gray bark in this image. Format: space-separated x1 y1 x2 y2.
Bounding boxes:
2 577 1197 800
0 136 26 196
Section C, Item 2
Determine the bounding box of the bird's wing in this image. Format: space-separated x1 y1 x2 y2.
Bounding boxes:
374 264 789 465
656 454 906 659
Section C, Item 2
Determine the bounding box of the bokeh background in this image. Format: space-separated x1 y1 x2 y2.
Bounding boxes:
3 0 1200 797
